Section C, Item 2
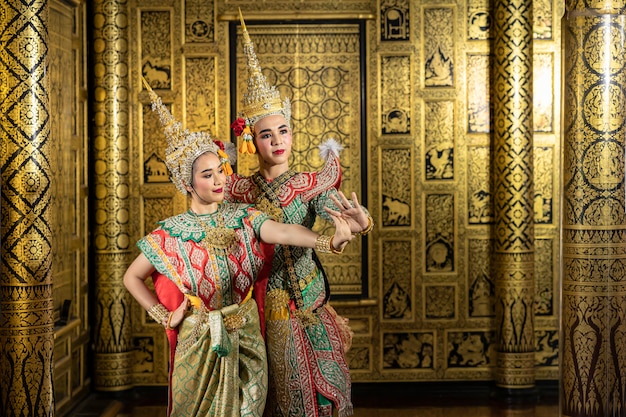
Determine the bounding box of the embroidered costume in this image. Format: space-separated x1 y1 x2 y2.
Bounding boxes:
138 204 270 417
226 153 353 417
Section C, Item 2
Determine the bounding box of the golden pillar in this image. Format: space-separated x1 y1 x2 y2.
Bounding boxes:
491 0 536 390
561 1 626 415
91 0 134 390
0 1 55 416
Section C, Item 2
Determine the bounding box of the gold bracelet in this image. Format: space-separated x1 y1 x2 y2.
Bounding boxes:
354 215 374 236
147 303 169 325
315 235 333 253
165 312 174 330
329 235 345 254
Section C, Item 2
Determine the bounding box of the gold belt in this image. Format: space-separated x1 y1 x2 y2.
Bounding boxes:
222 300 252 332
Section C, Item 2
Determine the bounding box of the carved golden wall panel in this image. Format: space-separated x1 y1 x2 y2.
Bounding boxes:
425 284 456 320
425 194 454 273
425 101 454 181
381 55 411 135
424 7 454 88
117 0 563 386
468 0 492 40
381 147 412 228
185 57 218 135
466 54 491 133
380 0 409 42
467 146 494 224
141 10 173 90
381 239 413 322
185 0 215 43
468 238 495 318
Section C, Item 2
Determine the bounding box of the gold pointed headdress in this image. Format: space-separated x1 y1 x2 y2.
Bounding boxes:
141 77 233 194
232 9 291 154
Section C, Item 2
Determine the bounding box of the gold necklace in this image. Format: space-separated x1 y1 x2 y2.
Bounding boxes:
191 208 238 252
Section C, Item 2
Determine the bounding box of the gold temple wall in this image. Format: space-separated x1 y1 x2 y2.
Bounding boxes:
0 0 566 414
123 0 562 386
0 0 575 414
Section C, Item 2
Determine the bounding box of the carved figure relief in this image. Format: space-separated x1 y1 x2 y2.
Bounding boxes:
143 103 168 184
141 11 172 89
144 154 168 183
381 56 411 134
424 8 454 87
425 101 454 180
425 194 454 272
447 331 494 367
381 148 412 227
468 147 493 224
383 281 411 319
185 0 214 42
382 240 412 321
533 146 553 224
468 11 492 40
383 332 434 369
185 57 217 135
425 285 456 319
346 346 370 371
381 0 410 41
534 239 553 316
468 239 494 317
132 336 155 373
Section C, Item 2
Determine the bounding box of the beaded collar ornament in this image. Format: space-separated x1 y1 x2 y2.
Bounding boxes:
141 77 233 195
232 9 292 154
190 209 238 253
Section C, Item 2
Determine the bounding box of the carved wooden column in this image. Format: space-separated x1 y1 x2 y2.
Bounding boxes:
491 0 536 391
0 1 55 415
561 1 626 415
91 0 134 390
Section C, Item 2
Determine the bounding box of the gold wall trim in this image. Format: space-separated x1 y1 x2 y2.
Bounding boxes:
218 13 376 21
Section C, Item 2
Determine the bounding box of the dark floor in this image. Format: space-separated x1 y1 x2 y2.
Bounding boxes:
67 381 560 417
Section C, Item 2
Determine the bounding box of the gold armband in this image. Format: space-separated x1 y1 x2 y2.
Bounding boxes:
315 234 345 254
354 215 374 236
147 303 169 325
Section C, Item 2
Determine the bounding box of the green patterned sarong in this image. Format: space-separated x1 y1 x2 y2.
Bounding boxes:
170 299 267 417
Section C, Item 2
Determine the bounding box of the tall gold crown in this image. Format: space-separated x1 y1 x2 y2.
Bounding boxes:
238 9 291 128
142 77 220 195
